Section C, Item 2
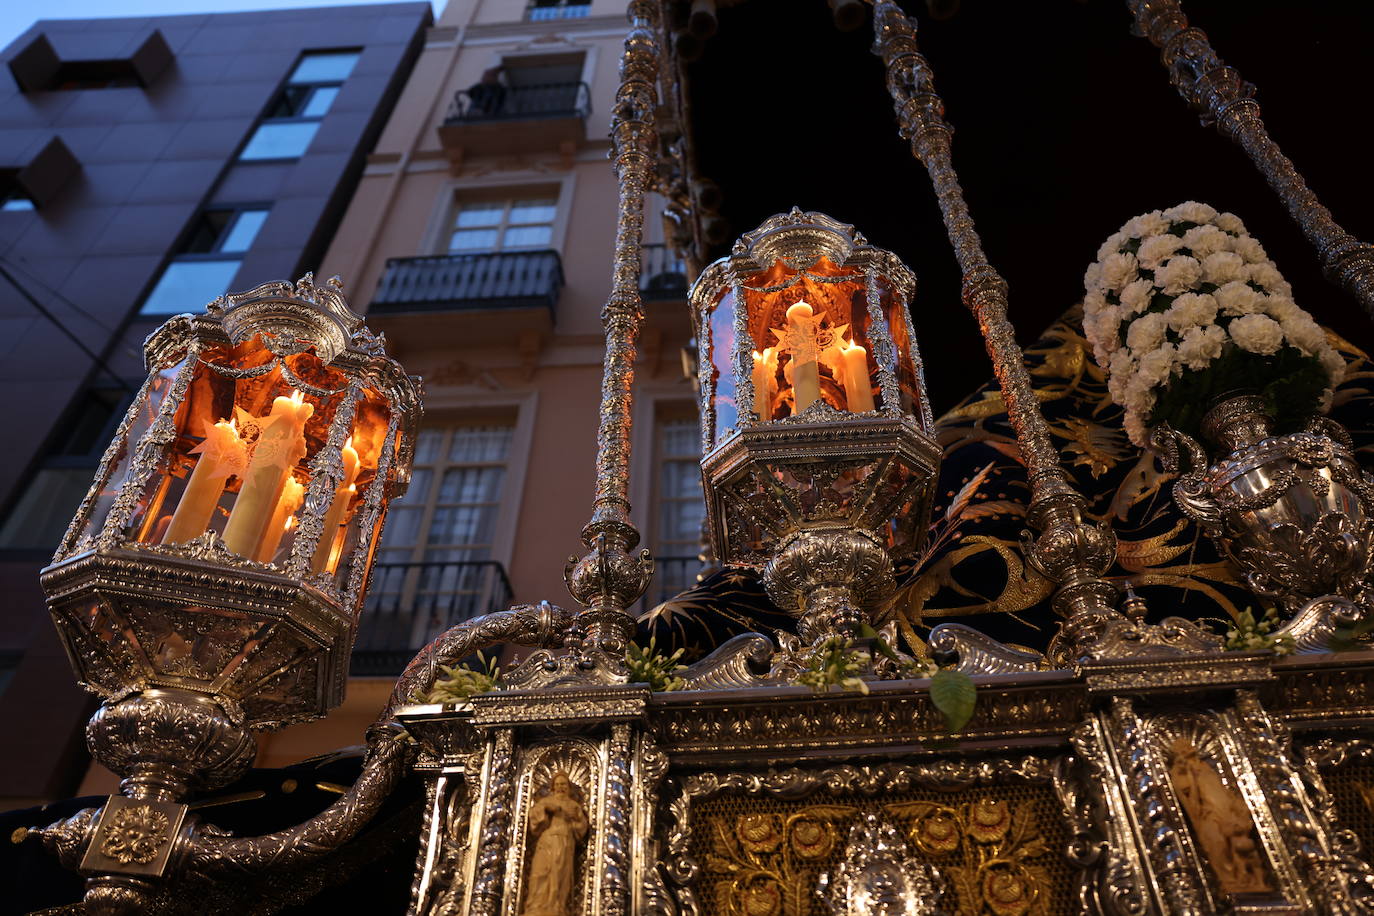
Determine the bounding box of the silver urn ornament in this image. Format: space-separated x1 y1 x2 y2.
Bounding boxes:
1155 394 1374 645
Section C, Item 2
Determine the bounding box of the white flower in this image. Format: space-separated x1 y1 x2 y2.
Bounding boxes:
1100 252 1139 292
1084 261 1103 293
1282 315 1327 356
1247 261 1287 292
1181 224 1228 259
1262 294 1300 322
1137 233 1184 269
1119 278 1155 317
1163 201 1219 224
1126 312 1168 352
1215 280 1261 316
1215 211 1246 234
1084 288 1107 317
1123 411 1149 447
1096 231 1128 261
1123 210 1167 239
1318 388 1335 414
1136 345 1176 385
1200 251 1245 286
1320 347 1346 386
1177 325 1227 370
1155 255 1202 295
1229 313 1284 355
1165 292 1218 332
1229 235 1267 264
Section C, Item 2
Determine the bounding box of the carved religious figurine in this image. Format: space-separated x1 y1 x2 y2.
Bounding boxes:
1167 737 1274 895
521 772 589 916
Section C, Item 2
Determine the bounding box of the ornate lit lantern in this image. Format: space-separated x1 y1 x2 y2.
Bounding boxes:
690 209 940 642
40 274 420 804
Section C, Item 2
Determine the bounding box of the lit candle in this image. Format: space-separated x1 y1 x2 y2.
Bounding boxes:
311 438 361 575
785 301 821 413
841 341 875 412
223 391 314 558
751 347 776 420
255 476 305 563
162 419 247 545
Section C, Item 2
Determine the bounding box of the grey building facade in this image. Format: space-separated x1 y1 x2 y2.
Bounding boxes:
0 2 431 808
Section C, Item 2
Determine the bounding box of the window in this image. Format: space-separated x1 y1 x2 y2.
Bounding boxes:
367 423 514 639
649 413 706 605
240 50 359 161
139 206 270 316
449 197 557 252
0 388 131 550
527 0 591 21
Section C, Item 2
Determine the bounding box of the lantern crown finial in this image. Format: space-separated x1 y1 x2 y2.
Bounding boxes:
735 209 865 269
211 271 364 363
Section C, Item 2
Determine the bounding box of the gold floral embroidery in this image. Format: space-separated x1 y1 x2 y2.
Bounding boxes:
704 805 856 916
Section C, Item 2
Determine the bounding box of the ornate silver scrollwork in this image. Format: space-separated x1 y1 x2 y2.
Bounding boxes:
817 812 944 916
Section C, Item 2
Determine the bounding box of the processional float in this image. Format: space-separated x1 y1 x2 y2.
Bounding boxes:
25 1 1374 914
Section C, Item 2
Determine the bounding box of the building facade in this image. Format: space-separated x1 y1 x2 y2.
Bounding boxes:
0 2 432 809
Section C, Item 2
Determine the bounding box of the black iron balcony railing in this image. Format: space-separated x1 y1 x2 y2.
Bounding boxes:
352 560 514 676
370 250 564 315
527 1 591 21
446 81 591 124
640 244 688 301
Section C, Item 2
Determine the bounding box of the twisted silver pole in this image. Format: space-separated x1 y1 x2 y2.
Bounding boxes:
872 0 1121 663
562 0 661 651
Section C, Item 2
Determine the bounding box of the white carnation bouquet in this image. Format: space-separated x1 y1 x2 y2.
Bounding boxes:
1082 201 1345 447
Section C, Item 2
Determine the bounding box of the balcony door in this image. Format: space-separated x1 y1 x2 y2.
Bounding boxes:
361 423 515 655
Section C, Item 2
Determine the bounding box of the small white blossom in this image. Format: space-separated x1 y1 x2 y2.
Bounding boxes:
1262 294 1300 322
1137 233 1184 270
1136 345 1176 385
1247 261 1287 291
1215 280 1261 316
1096 231 1128 261
1165 292 1218 332
1215 211 1246 234
1282 315 1327 356
1321 347 1347 386
1181 224 1228 259
1229 234 1267 264
1229 313 1285 355
1163 201 1219 224
1126 312 1168 352
1155 255 1202 295
1100 252 1139 292
1177 325 1227 370
1119 278 1154 317
1200 251 1245 286
1084 261 1103 292
1123 210 1167 239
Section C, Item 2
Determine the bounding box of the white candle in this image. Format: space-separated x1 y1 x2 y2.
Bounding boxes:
224 392 314 558
256 476 305 563
311 438 361 575
751 348 775 420
841 342 875 412
785 302 820 413
162 419 246 545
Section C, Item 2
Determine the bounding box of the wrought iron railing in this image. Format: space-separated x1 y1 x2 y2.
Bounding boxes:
640 244 688 301
370 250 564 314
446 81 591 124
641 555 706 610
352 560 514 676
527 2 591 21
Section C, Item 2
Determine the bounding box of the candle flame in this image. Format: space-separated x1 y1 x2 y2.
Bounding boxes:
290 390 305 406
344 436 353 449
284 516 297 532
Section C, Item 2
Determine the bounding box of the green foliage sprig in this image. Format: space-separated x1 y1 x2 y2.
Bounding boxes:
1149 345 1328 442
796 637 871 695
626 635 687 692
419 652 501 705
1224 606 1295 656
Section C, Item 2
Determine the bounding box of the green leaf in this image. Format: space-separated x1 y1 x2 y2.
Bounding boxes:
930 669 977 734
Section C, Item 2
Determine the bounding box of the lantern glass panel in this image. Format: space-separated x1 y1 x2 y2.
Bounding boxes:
874 275 925 422
706 287 738 444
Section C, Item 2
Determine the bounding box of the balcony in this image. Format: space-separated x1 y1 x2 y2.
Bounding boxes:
367 249 562 347
640 244 688 302
351 560 514 676
437 81 591 162
527 1 591 21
